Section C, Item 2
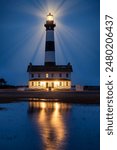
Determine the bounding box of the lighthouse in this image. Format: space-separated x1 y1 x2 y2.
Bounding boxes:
27 13 73 91
44 13 56 66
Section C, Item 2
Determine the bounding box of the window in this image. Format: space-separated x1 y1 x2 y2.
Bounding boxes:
31 74 34 78
59 73 62 77
32 82 34 86
51 73 54 77
38 74 40 78
66 73 69 78
46 73 49 78
38 82 40 86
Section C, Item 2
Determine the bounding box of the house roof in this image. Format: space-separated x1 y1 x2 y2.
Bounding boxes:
27 63 73 72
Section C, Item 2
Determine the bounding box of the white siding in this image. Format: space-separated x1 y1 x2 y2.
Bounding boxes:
29 72 71 80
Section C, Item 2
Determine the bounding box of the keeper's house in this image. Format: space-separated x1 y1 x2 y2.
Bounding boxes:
27 13 73 91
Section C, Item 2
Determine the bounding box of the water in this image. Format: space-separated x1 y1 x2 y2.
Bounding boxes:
0 100 100 150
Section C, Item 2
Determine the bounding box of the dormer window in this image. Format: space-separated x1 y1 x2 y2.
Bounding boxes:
46 73 49 78
38 74 40 78
51 73 54 77
66 73 69 78
59 73 62 77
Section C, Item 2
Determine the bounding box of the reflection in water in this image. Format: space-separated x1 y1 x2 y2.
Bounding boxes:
28 100 71 150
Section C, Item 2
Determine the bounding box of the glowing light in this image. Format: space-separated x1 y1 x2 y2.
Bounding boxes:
40 102 46 109
46 73 49 78
29 80 71 89
28 102 70 150
47 13 54 21
54 81 59 87
54 102 60 110
40 81 46 87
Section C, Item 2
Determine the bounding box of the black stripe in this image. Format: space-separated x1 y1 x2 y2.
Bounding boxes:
45 62 56 66
44 23 56 30
45 41 55 51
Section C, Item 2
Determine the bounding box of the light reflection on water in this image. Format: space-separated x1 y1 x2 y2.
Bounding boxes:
28 102 71 150
0 100 100 150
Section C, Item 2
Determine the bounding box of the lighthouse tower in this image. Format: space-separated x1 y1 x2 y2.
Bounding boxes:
27 13 73 91
44 13 56 66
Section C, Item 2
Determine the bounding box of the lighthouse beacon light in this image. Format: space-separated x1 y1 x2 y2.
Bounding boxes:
47 13 54 22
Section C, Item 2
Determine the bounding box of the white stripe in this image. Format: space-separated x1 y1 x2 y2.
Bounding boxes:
45 51 55 62
46 30 54 41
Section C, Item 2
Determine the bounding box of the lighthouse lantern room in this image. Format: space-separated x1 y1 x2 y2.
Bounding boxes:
27 13 73 91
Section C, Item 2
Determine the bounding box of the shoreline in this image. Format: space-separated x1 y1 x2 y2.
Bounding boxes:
0 89 100 104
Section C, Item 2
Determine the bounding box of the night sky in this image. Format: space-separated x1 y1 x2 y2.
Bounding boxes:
0 0 100 86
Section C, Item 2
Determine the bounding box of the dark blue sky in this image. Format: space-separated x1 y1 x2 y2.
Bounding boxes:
0 0 100 86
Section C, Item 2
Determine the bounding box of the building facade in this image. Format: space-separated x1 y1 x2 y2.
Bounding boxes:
27 13 73 91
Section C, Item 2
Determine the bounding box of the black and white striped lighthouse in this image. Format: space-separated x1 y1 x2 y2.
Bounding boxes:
44 13 56 66
27 13 73 90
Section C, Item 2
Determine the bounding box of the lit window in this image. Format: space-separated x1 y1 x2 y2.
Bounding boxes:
46 73 49 78
54 81 59 87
